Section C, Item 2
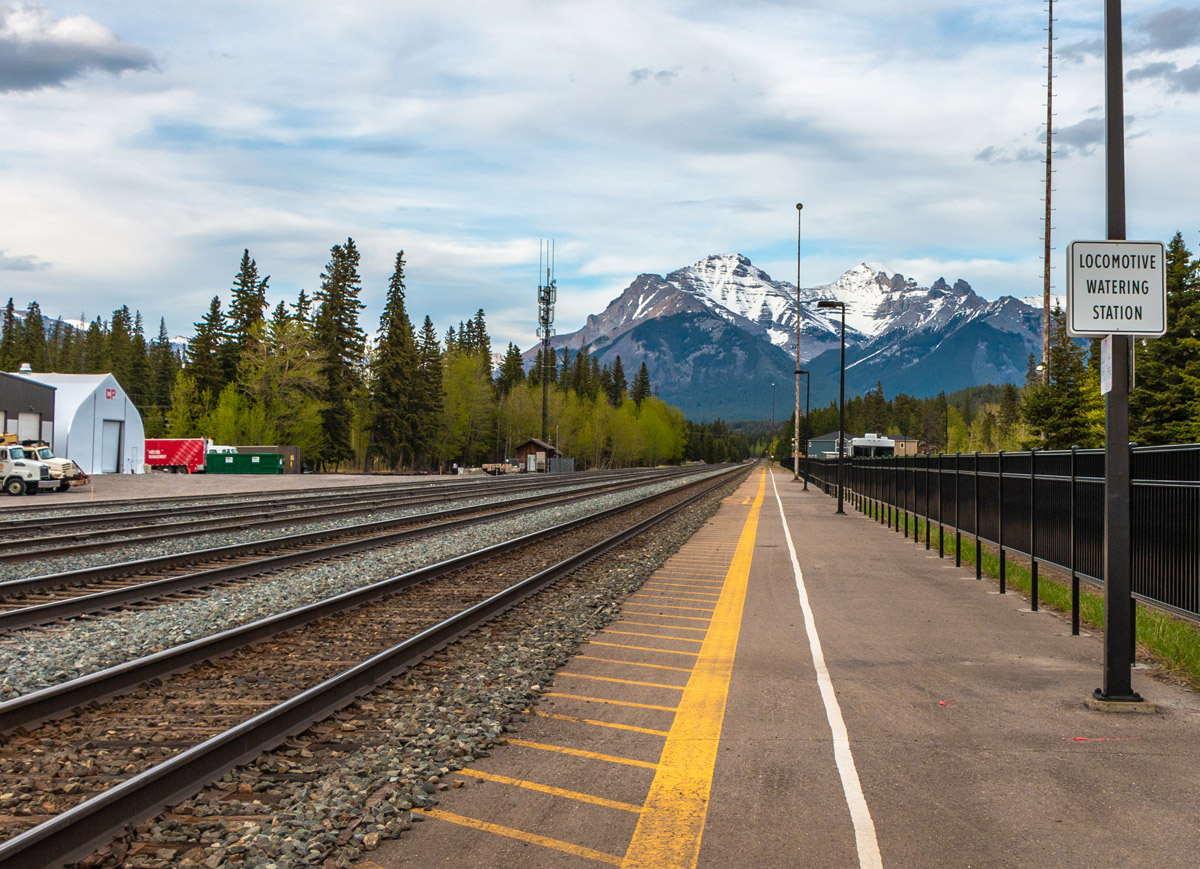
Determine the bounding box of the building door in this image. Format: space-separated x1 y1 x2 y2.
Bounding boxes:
18 412 40 442
101 420 123 473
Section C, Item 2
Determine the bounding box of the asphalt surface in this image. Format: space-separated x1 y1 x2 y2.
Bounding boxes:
359 465 1200 867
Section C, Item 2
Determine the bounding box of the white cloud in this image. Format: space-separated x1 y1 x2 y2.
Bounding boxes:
1 0 1197 352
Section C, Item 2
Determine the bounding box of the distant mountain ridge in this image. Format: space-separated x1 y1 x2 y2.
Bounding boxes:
541 254 1044 421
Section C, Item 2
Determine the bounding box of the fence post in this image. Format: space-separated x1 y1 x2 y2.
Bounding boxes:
1071 446 1079 635
904 456 910 538
955 451 962 567
1030 448 1038 612
974 451 982 580
998 450 1006 593
937 452 944 557
924 455 931 550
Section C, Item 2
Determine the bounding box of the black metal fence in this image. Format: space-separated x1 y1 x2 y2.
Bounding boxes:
801 446 1200 627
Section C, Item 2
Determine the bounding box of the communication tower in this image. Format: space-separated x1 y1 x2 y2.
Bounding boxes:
537 240 556 442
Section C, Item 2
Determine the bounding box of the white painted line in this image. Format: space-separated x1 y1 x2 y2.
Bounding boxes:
770 472 884 869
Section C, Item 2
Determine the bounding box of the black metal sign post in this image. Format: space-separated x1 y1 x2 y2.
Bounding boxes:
1096 0 1141 704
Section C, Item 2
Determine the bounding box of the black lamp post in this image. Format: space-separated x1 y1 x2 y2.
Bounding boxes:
770 381 776 459
797 369 810 489
794 202 803 481
817 300 846 514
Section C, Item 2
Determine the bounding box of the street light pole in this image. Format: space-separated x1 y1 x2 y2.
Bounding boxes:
794 202 803 481
818 300 846 513
797 369 810 490
771 382 776 458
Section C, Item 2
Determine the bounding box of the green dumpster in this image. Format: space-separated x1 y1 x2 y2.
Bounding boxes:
205 453 284 474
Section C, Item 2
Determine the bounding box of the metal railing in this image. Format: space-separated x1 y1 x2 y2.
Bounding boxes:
800 445 1200 629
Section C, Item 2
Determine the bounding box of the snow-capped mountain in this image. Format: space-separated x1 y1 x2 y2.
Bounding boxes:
542 253 1043 421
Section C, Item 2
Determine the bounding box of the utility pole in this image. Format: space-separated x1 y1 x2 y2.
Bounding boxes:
1042 0 1055 382
794 203 803 481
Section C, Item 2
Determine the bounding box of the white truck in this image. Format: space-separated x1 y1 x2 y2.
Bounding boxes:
23 443 89 491
1 440 58 496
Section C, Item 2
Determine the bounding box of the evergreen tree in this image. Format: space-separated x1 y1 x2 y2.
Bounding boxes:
0 298 17 371
293 289 312 323
20 301 47 371
414 315 444 468
313 238 367 468
105 306 133 383
82 318 106 373
126 311 151 412
1022 305 1102 449
1132 231 1200 445
188 297 227 407
496 343 526 396
227 249 269 344
607 356 627 406
631 361 651 407
146 318 180 437
368 251 419 469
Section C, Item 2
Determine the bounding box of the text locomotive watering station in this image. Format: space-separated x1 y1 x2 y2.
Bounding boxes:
1066 240 1166 338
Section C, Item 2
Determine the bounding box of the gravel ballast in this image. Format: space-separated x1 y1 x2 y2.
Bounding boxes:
76 470 746 868
0 469 729 700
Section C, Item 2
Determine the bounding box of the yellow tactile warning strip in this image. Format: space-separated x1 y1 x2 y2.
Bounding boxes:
418 468 766 868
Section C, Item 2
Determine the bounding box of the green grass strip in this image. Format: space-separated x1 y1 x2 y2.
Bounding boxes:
854 494 1200 691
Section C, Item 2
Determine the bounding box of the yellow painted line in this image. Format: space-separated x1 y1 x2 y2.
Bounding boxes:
602 630 703 644
645 581 726 588
628 596 718 607
535 710 672 736
588 642 699 656
637 590 722 600
559 672 686 690
617 621 708 633
622 601 715 613
543 692 678 712
575 655 693 673
424 808 623 866
507 738 659 769
622 468 765 869
619 609 712 623
456 768 644 813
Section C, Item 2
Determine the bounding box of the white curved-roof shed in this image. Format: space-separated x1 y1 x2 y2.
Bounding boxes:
16 373 145 474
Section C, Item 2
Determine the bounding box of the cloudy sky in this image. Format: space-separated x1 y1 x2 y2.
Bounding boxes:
2 1 1199 349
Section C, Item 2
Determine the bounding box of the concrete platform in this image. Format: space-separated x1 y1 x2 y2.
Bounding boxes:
358 465 1200 868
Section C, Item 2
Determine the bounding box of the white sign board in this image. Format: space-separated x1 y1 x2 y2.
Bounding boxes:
1099 335 1112 395
1066 240 1166 337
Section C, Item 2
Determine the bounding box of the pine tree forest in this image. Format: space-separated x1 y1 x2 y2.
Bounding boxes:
5 232 1199 470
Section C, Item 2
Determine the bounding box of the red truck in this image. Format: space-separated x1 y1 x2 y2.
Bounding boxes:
144 438 211 474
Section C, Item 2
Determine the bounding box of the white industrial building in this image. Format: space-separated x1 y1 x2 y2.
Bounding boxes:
13 373 145 474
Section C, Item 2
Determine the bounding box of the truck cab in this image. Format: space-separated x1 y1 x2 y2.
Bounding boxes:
23 443 89 491
0 442 58 495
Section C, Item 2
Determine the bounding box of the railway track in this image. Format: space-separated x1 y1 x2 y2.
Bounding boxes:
0 463 749 867
0 470 662 563
0 468 697 633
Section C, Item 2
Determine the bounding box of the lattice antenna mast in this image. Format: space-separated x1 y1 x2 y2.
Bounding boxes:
537 239 557 442
1042 0 1056 382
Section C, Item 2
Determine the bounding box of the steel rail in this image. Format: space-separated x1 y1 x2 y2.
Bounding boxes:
0 479 447 521
0 474 534 534
0 466 740 734
0 469 699 632
0 469 675 563
0 464 748 869
0 468 694 599
0 471 654 558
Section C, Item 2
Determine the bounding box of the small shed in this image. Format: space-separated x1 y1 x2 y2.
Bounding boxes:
891 435 921 457
0 371 55 443
513 438 560 472
14 372 145 474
